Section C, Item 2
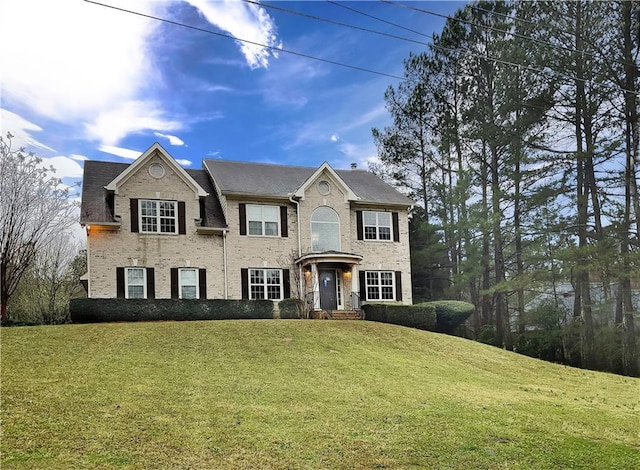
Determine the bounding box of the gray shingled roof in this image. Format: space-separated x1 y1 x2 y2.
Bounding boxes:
203 160 414 206
80 161 227 228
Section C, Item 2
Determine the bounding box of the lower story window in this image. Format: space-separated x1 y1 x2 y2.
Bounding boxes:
365 271 395 301
249 268 283 300
179 268 198 299
126 267 146 299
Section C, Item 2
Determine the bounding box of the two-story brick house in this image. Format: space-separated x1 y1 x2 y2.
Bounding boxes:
80 143 413 314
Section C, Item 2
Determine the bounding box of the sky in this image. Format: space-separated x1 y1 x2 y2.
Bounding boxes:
1 0 465 200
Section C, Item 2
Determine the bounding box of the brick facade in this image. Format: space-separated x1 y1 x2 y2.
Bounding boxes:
83 146 413 305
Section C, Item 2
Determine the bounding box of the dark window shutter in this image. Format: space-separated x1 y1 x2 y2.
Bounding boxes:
356 211 363 240
395 271 402 302
392 212 400 242
199 198 206 222
146 268 155 299
116 267 125 298
239 203 247 235
359 271 366 300
241 268 249 299
178 201 186 234
199 269 207 299
280 206 288 238
130 199 139 233
283 269 290 299
171 268 179 299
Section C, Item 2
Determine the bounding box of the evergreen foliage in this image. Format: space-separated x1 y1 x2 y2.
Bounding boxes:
70 298 274 323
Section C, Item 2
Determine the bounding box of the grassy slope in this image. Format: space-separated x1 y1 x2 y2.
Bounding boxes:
1 320 639 469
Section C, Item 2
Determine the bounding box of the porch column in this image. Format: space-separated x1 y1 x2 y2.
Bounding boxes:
311 263 320 309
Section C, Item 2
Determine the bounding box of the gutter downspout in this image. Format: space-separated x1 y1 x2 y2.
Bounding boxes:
289 194 303 298
223 230 228 299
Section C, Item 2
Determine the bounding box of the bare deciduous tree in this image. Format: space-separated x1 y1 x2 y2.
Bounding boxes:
0 133 77 321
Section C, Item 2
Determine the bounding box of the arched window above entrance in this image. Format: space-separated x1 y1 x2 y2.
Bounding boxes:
311 206 340 252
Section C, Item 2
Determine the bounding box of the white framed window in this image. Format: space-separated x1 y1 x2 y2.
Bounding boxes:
311 206 341 251
126 267 146 299
249 268 283 300
363 211 392 241
140 199 177 234
365 271 395 301
179 268 198 299
247 205 279 237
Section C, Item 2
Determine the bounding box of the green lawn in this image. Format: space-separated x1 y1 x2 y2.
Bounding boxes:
1 320 639 469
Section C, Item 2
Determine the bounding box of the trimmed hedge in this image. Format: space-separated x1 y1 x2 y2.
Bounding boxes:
363 303 436 331
70 298 274 323
425 300 475 334
278 298 307 319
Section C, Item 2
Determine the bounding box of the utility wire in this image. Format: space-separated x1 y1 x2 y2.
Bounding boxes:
83 0 404 80
244 0 429 48
385 0 630 69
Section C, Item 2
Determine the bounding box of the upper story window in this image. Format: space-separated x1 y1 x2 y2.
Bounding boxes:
140 199 177 233
363 211 392 241
126 267 146 299
247 204 279 237
311 206 340 252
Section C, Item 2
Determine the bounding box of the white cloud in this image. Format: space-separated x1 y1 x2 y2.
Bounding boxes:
175 159 193 167
154 132 185 146
41 156 84 179
70 154 88 162
0 109 54 152
0 0 162 122
331 134 340 142
98 145 142 160
86 101 183 145
185 0 281 69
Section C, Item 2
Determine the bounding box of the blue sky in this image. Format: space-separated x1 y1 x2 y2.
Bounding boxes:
1 0 464 195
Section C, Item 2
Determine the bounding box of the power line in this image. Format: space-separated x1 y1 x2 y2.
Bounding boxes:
379 0 639 97
246 0 430 48
83 0 404 80
385 0 630 70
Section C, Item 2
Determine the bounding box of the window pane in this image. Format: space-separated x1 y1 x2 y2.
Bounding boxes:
366 272 379 285
142 217 157 232
141 201 156 216
182 286 197 299
378 212 391 225
159 201 175 217
379 227 391 240
251 285 265 299
247 205 262 220
382 287 394 299
380 272 393 284
363 211 377 225
266 270 281 284
250 269 264 284
160 218 175 233
312 206 338 223
128 285 145 298
248 221 263 236
367 286 379 300
364 227 377 240
181 269 197 284
262 206 279 222
264 221 278 236
127 268 144 284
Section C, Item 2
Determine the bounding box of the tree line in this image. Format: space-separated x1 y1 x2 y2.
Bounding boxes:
0 134 84 325
373 0 640 376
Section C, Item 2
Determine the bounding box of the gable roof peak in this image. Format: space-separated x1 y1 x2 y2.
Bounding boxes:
104 142 208 197
293 161 359 201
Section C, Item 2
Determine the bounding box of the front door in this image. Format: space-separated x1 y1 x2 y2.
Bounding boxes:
319 270 337 311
